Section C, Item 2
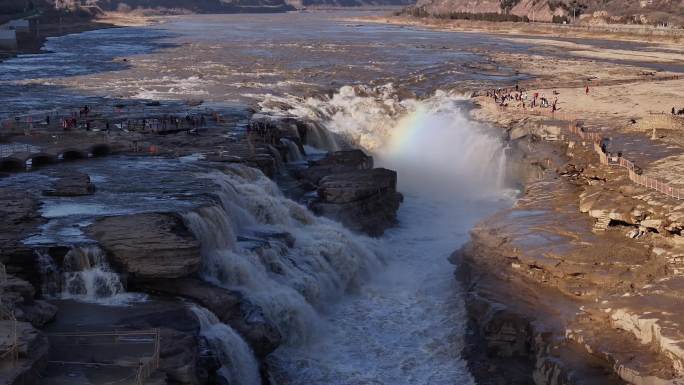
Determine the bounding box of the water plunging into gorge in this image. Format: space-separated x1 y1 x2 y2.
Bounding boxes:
180 86 512 384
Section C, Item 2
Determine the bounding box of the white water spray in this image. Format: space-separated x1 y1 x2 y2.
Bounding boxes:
282 138 304 162
35 245 144 305
182 164 381 345
263 85 513 385
190 305 261 385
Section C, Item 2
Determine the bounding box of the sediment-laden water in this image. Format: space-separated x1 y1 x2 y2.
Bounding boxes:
264 86 512 384
1 11 521 384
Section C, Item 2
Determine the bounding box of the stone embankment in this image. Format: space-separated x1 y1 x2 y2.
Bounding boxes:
0 99 403 384
458 93 684 385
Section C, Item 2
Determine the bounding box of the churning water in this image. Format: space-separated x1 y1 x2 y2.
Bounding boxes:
261 85 513 384
191 305 262 385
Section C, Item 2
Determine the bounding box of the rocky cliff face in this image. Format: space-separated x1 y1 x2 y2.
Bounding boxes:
407 0 684 25
457 101 684 385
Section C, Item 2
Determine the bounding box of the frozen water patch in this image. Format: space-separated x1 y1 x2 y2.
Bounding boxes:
42 203 115 218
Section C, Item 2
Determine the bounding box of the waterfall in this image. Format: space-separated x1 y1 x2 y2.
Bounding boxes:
497 144 510 190
304 121 341 151
261 85 509 198
35 249 60 296
190 305 261 385
34 245 143 305
282 138 304 162
61 245 126 301
258 84 512 384
267 144 285 173
182 164 381 344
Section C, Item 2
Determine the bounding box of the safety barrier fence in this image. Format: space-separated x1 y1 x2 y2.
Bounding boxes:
1 105 225 136
0 306 19 368
569 120 684 200
490 98 684 200
0 143 36 158
0 262 6 283
640 113 684 130
47 329 161 385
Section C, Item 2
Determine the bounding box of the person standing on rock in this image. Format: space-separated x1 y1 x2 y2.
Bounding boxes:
585 85 590 95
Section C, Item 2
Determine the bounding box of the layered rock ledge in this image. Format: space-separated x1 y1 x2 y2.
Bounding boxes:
458 106 684 385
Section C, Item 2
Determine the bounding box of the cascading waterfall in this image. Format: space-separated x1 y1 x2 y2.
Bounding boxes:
61 245 125 301
35 249 61 296
35 245 142 305
262 85 509 197
190 305 261 385
282 138 304 162
182 164 381 345
259 85 513 384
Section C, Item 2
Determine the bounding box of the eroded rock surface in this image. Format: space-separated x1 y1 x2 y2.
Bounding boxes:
133 278 282 358
458 118 684 385
0 319 49 385
311 167 403 236
296 150 403 236
87 212 201 280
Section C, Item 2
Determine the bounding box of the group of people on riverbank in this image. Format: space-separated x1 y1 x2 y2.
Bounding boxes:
484 85 559 112
57 110 208 133
671 107 684 115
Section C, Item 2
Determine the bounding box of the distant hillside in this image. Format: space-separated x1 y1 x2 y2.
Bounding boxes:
401 0 684 26
44 0 294 13
29 0 413 13
288 0 414 7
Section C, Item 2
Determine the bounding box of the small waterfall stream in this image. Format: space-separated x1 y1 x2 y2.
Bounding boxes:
182 164 381 345
190 305 261 385
35 245 142 304
282 138 304 162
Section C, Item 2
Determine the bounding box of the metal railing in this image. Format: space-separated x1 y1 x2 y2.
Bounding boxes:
0 307 19 367
0 262 6 283
0 143 34 158
488 98 684 200
47 329 161 385
569 120 684 200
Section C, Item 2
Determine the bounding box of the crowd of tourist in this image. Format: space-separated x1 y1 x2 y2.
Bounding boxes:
54 105 209 133
484 85 560 112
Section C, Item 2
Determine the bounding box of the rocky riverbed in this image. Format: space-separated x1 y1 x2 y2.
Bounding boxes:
0 92 406 384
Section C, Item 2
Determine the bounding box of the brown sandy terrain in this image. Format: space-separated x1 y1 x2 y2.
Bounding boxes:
352 15 684 44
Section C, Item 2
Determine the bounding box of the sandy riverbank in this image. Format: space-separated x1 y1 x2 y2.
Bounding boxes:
351 14 684 44
0 11 157 62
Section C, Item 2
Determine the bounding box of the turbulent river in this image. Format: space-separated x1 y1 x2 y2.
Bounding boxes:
0 11 521 385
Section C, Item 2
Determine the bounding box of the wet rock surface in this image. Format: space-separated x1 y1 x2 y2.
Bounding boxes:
133 278 282 358
0 320 49 385
43 171 95 197
0 188 45 285
459 116 684 385
296 150 403 236
87 212 201 280
311 167 403 237
116 308 209 385
1 276 57 327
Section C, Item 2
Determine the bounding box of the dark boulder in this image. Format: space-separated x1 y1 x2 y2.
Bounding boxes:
43 171 95 197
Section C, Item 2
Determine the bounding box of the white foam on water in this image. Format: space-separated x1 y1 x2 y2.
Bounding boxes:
265 85 514 385
190 305 261 385
36 245 147 306
41 203 114 218
182 164 382 346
